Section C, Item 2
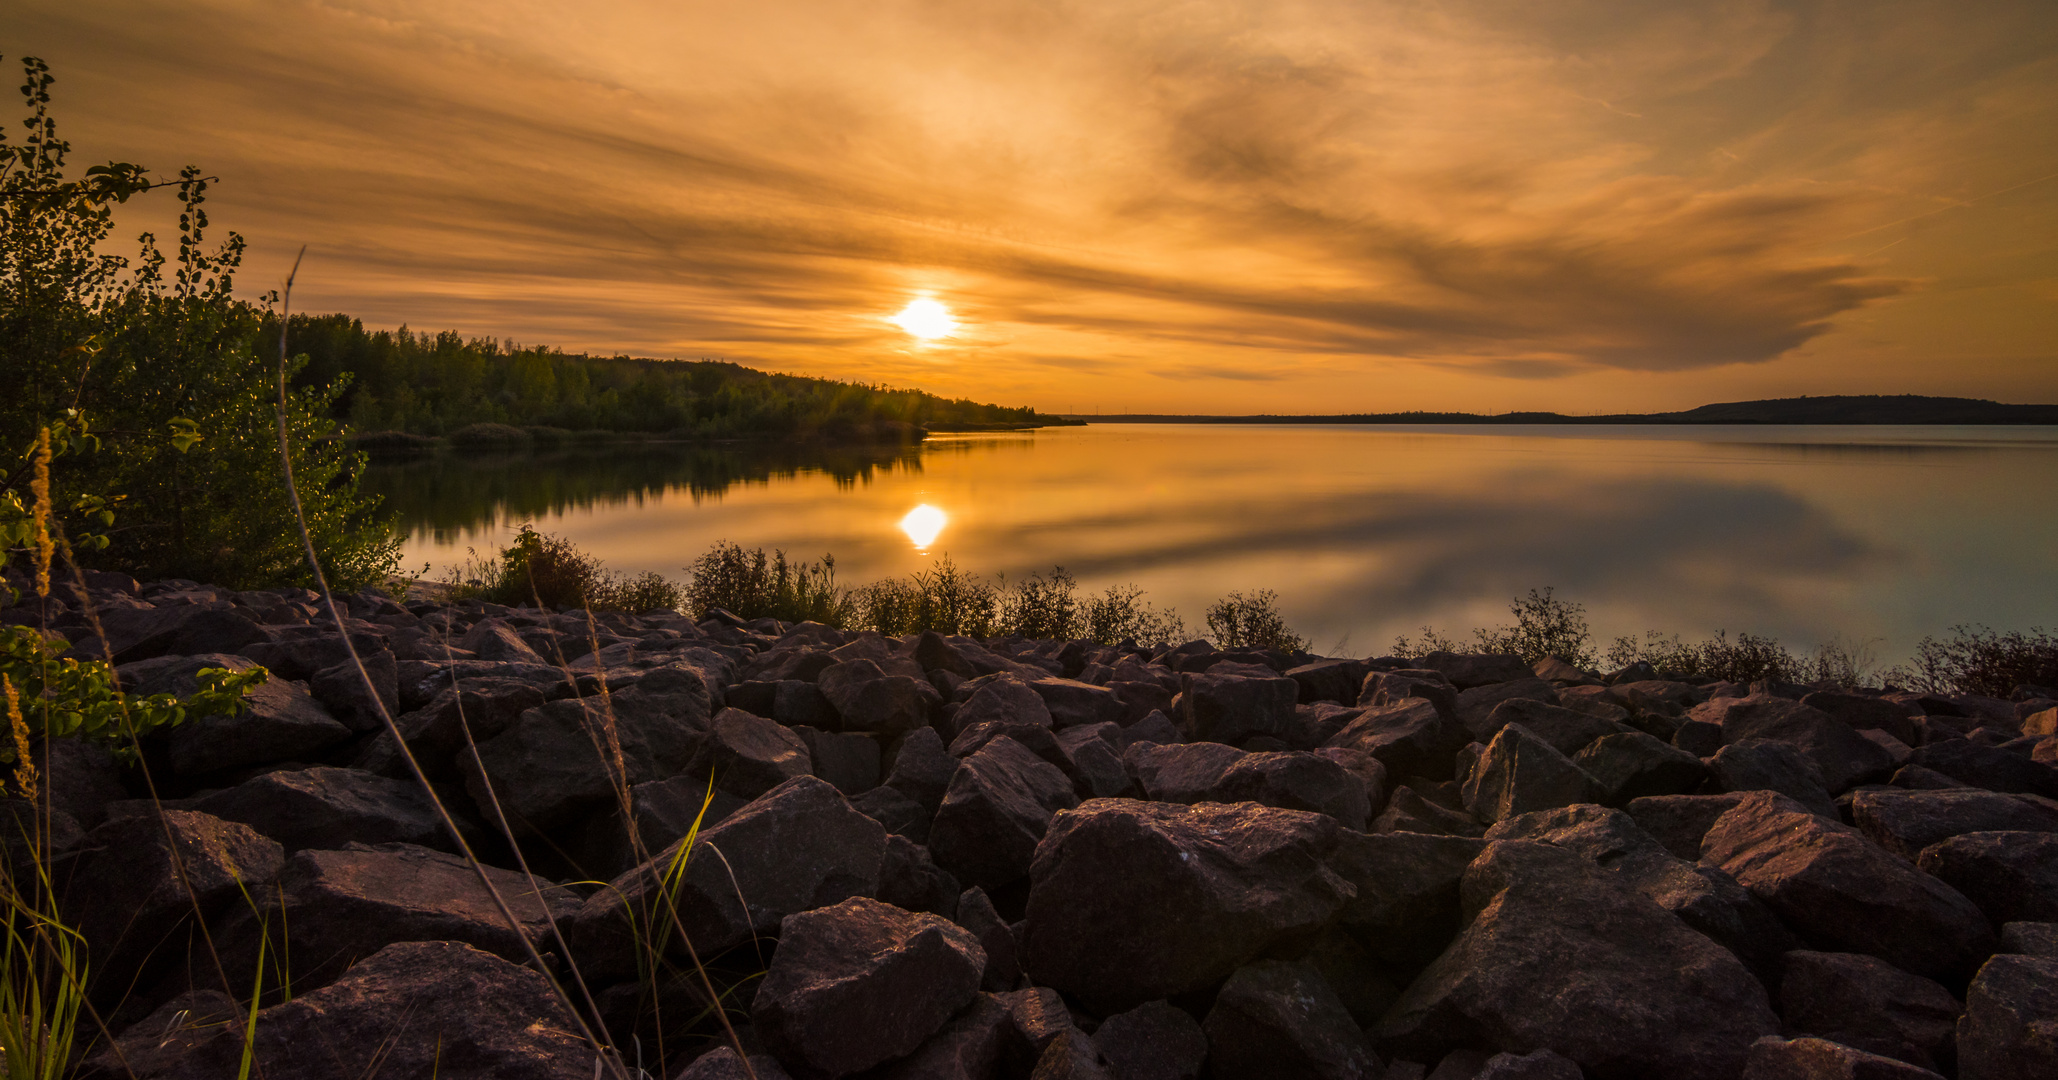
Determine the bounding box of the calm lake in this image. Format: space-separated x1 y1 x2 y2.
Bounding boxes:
365 424 2058 667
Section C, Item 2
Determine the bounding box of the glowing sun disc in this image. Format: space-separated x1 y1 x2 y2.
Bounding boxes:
901 504 947 548
890 298 957 340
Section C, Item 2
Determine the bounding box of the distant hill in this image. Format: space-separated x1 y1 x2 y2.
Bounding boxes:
1080 396 2058 426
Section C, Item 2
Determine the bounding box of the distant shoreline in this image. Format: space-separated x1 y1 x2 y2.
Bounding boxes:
1054 394 2058 426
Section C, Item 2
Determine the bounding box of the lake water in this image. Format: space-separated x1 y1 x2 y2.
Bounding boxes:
366 424 2058 667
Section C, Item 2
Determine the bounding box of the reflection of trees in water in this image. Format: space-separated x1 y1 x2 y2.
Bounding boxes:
364 436 1033 544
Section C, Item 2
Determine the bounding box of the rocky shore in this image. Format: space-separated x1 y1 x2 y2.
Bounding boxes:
10 571 2058 1080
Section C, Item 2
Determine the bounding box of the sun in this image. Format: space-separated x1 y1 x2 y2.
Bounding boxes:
889 297 958 341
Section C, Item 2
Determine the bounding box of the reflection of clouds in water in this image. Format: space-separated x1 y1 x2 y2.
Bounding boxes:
987 475 1888 645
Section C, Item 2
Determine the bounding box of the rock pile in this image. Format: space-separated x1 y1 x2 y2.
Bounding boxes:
12 572 2058 1079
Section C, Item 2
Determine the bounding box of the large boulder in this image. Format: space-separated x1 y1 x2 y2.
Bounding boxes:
1713 696 1896 793
566 776 888 979
1093 999 1208 1080
1710 739 1840 818
684 707 813 799
819 659 941 736
1460 723 1602 824
1128 742 1369 829
1480 698 1622 755
1742 1036 1949 1080
1030 677 1127 729
1956 954 2058 1080
1624 793 1752 861
64 810 285 1008
1700 791 1996 982
463 685 709 832
162 668 354 774
1288 658 1373 705
928 736 1080 889
1021 799 1354 1014
953 674 1054 732
1176 673 1298 745
1454 679 1561 739
1327 830 1486 967
460 617 550 665
1850 789 2058 861
209 841 581 995
1574 731 1709 804
1376 840 1779 1080
1906 741 2058 799
1414 652 1531 689
1202 960 1382 1080
1802 691 1922 746
1325 699 1469 781
153 941 594 1079
187 766 461 853
1779 951 1964 1073
752 896 985 1079
1486 804 1795 980
1916 831 2058 925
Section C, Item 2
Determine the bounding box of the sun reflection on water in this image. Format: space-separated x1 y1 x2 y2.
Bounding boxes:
900 503 947 548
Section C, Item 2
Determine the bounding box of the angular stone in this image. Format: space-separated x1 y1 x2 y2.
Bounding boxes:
1575 730 1709 804
1415 652 1532 690
884 727 955 811
954 885 1021 992
1475 1049 1585 1080
2001 921 2058 958
1128 742 1369 828
1715 696 1896 793
1288 658 1373 705
1479 697 1621 755
1376 840 1779 1080
1029 677 1127 729
1202 960 1382 1080
686 707 813 799
164 940 593 1079
1460 723 1602 824
210 841 580 995
1779 951 1963 1073
166 671 354 775
358 677 550 780
188 765 461 852
1906 741 2058 798
865 992 1013 1080
1454 678 1560 739
876 834 960 919
850 785 930 844
1711 739 1841 817
1956 954 2058 1080
929 736 1080 890
1486 804 1796 980
1022 799 1353 1014
954 674 1055 732
1054 724 1134 800
464 686 709 832
1359 670 1459 723
65 810 285 1008
581 776 748 877
1803 691 1922 746
1371 786 1486 839
753 896 984 1079
1177 673 1298 745
567 776 887 980
819 659 942 737
1328 830 1486 967
1701 791 1995 982
1092 1000 1207 1080
308 649 400 733
676 1047 796 1080
1743 1036 1948 1080
458 617 549 665
792 727 881 795
1624 793 1751 861
1325 698 1469 782
1916 831 2058 925
1850 789 2058 861
31 735 127 828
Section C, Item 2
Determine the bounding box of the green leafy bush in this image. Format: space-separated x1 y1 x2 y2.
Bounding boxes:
464 524 685 613
0 623 266 765
1205 590 1308 653
1083 583 1188 647
684 542 850 625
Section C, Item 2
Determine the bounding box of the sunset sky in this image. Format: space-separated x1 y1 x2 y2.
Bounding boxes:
11 0 2056 414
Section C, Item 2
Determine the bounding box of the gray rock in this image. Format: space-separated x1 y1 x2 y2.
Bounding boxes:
463 685 710 832
1414 652 1532 689
1460 723 1602 824
1742 1036 1947 1080
1906 741 2058 798
1376 839 1779 1080
166 669 354 775
1575 730 1710 804
1956 954 2058 1080
1803 691 1922 746
884 727 956 811
953 885 1021 991
819 659 942 737
1624 792 1751 861
1177 673 1298 745
1475 1049 1585 1080
876 834 960 919
1030 677 1127 729
753 896 984 1079
929 735 1080 890
1093 1000 1207 1080
1454 678 1560 739
188 766 461 852
1479 697 1622 754
1917 830 2058 925
849 784 930 844
1371 785 1487 839
460 617 550 666
1325 698 1469 782
685 707 813 799
308 649 400 733
1700 791 1995 982
566 776 887 980
1054 724 1134 800
954 674 1054 732
793 727 881 795
2000 921 2058 958
1710 739 1841 818
1327 830 1487 967
1288 658 1374 705
1779 950 1963 1073
673 1047 795 1080
1713 696 1896 793
1359 670 1459 723
1202 960 1382 1080
1022 799 1353 1014
1850 789 2058 860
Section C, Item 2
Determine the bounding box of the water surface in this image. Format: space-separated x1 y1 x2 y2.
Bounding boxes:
368 424 2058 665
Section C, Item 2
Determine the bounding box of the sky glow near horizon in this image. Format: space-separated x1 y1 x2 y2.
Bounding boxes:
7 0 2055 413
